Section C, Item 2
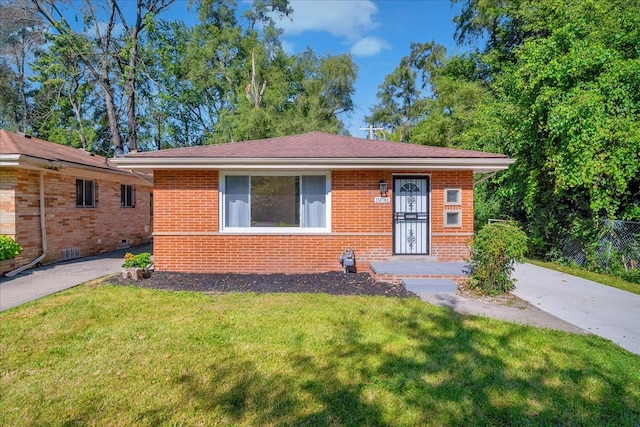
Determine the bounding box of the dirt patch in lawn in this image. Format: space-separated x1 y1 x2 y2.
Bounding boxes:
105 271 415 298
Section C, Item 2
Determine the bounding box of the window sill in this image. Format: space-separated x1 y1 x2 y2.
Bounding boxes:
220 228 331 235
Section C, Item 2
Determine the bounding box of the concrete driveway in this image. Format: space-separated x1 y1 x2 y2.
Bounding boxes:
0 244 151 312
512 263 640 355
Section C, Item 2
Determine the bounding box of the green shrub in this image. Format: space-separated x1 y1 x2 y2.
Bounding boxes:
468 222 528 295
0 235 23 261
122 252 152 269
621 269 640 284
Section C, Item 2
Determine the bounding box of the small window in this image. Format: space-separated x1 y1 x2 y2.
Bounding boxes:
76 179 95 208
444 188 461 205
445 211 461 227
121 184 135 208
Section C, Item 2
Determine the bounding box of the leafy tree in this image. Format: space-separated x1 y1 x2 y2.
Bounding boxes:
366 43 437 141
367 41 492 147
143 1 355 147
0 60 20 130
30 33 98 150
457 0 640 253
31 0 176 153
370 0 639 257
0 0 46 132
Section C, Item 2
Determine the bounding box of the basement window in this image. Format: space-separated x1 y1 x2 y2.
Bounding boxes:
121 184 135 208
76 179 95 208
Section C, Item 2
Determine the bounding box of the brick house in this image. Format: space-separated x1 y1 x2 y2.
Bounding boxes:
113 132 513 274
0 130 153 275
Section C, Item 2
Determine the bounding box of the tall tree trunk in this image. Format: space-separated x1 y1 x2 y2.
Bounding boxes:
18 48 27 133
103 86 123 152
68 79 87 150
125 1 142 152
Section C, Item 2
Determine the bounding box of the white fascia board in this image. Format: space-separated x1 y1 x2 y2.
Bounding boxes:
0 154 152 185
112 157 515 172
0 154 22 167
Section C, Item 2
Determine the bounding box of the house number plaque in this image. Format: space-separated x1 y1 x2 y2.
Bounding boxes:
374 197 391 204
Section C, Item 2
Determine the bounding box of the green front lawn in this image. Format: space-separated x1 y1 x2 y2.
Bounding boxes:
1 284 638 426
528 259 640 295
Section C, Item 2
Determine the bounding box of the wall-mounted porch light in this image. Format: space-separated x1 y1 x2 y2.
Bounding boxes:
379 180 388 197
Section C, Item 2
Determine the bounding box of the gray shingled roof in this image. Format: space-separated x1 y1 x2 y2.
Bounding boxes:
123 131 508 159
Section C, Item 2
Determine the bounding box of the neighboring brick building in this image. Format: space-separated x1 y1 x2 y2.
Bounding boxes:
114 132 513 274
0 130 153 275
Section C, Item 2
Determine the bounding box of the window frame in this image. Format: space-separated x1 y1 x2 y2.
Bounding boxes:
75 179 96 208
121 184 135 208
444 188 462 205
219 171 331 234
444 210 462 227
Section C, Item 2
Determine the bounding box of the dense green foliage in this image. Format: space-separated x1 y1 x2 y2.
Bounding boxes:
0 235 23 260
622 269 640 284
370 0 640 260
2 285 638 425
468 223 528 295
0 0 356 152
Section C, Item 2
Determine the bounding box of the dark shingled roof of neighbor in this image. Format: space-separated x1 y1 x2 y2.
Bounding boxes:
0 129 115 171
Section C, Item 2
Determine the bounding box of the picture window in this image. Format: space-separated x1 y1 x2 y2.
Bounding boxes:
222 172 330 233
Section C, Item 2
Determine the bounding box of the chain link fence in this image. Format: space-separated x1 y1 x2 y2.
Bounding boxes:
563 220 640 271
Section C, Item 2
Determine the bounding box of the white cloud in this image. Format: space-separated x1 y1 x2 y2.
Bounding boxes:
280 39 295 54
350 37 390 57
276 0 379 41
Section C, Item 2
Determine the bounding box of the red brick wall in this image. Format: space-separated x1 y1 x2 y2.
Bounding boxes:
152 169 474 273
1 167 153 274
431 170 474 261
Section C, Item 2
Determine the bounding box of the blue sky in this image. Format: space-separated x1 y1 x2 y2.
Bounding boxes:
269 0 467 137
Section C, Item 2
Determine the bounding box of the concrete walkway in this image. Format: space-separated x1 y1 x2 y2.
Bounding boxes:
0 245 151 312
418 292 587 335
512 263 640 355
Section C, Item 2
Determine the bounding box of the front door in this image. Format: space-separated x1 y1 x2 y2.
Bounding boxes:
393 177 429 255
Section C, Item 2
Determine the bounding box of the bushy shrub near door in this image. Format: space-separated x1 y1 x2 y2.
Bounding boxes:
468 223 528 295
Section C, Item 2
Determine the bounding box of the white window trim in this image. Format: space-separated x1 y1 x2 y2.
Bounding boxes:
444 210 462 228
219 171 332 234
444 188 462 205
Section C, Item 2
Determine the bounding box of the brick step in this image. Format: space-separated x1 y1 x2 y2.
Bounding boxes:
402 278 457 294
